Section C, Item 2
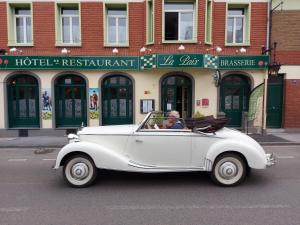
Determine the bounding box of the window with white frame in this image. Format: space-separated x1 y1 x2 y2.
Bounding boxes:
164 2 195 41
60 8 80 44
227 9 245 44
14 8 32 44
146 0 154 43
107 9 127 45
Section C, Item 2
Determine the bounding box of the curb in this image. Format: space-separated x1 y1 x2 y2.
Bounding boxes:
259 142 300 146
0 145 64 149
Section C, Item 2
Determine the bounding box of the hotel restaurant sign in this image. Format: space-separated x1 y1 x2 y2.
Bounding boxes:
0 54 269 70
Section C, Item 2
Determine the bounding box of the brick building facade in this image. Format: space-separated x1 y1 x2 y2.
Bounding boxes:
271 0 300 129
0 0 272 136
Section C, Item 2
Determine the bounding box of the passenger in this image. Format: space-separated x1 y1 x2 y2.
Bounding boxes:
165 111 184 129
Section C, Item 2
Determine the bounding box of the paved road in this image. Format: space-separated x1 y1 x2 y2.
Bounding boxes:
0 146 299 225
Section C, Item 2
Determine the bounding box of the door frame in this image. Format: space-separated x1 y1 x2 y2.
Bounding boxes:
159 72 195 118
52 72 89 128
218 72 252 127
99 72 135 126
4 72 42 129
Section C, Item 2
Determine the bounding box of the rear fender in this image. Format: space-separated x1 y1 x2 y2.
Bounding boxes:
205 140 267 170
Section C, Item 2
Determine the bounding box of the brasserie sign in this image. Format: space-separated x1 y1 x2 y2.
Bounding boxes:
0 54 269 70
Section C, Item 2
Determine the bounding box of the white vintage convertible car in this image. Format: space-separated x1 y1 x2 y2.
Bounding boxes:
53 112 275 188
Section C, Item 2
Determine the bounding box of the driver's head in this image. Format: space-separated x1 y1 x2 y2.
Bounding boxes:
168 111 180 123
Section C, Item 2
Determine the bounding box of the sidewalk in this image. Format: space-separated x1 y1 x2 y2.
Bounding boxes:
0 132 300 148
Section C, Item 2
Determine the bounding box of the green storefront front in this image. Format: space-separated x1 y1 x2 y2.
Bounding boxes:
0 54 270 131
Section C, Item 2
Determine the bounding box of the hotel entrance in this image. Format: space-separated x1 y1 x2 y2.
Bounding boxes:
54 75 87 127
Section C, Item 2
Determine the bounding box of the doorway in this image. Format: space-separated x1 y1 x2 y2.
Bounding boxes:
102 75 133 125
161 75 192 118
267 74 284 128
220 75 251 127
7 75 40 128
55 75 87 127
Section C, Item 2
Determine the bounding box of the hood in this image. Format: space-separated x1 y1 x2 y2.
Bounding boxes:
77 124 139 135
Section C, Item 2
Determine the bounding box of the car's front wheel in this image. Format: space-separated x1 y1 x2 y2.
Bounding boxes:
211 153 246 187
63 154 97 188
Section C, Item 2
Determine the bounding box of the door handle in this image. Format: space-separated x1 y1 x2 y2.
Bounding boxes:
135 139 143 143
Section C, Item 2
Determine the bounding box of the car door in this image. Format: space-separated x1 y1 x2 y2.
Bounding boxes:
128 129 192 168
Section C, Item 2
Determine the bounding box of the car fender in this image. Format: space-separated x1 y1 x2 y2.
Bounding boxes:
205 139 267 170
53 141 129 170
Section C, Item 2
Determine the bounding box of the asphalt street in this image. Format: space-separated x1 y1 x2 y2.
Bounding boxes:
0 146 299 225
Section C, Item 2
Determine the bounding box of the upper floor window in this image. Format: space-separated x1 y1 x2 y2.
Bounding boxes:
205 0 212 44
106 7 128 46
61 8 80 44
55 4 81 46
164 2 195 41
146 0 154 44
226 4 250 46
12 7 32 45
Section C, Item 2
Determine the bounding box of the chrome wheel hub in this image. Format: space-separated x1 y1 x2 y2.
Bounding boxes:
219 162 238 180
71 163 89 180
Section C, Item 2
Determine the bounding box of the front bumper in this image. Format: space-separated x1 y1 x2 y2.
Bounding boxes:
266 153 276 167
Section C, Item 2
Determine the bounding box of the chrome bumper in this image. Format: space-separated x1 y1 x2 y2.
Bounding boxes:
266 153 276 167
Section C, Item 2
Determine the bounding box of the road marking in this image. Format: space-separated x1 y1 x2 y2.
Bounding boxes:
108 204 291 210
8 159 27 162
42 159 56 161
277 156 295 159
0 207 29 213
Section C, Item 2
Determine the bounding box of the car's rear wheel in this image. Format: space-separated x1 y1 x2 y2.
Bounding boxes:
211 153 246 187
63 154 97 188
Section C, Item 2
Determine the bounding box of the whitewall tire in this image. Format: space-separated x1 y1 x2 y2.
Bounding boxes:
63 154 97 188
211 153 246 187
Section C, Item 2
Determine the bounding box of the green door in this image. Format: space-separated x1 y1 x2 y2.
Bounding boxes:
102 75 133 125
161 75 192 118
7 75 40 128
220 75 250 127
267 75 283 128
55 75 87 127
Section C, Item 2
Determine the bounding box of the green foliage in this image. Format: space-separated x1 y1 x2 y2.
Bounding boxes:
193 111 204 119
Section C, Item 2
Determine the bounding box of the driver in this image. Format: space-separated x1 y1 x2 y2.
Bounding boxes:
164 111 184 129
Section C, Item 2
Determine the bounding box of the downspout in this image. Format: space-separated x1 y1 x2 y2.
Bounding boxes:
262 0 272 134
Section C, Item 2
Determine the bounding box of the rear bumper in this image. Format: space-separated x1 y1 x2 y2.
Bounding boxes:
266 153 276 167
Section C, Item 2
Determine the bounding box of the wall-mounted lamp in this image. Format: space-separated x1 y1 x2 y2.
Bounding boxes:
206 46 222 53
262 42 281 76
239 47 247 54
140 47 152 54
178 44 185 51
9 48 22 54
61 48 70 54
112 48 119 54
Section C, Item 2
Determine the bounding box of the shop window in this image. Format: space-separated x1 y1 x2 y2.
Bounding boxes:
7 4 33 46
146 0 154 44
205 0 212 44
55 3 81 46
226 4 250 45
164 1 196 42
105 4 128 46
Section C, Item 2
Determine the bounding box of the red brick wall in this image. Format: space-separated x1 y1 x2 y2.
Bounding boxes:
0 1 268 56
283 79 300 128
0 2 8 47
272 10 300 65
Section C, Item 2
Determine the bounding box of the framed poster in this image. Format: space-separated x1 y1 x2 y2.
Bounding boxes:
140 99 155 114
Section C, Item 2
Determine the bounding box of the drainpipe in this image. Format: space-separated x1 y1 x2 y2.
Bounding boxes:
262 0 272 135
